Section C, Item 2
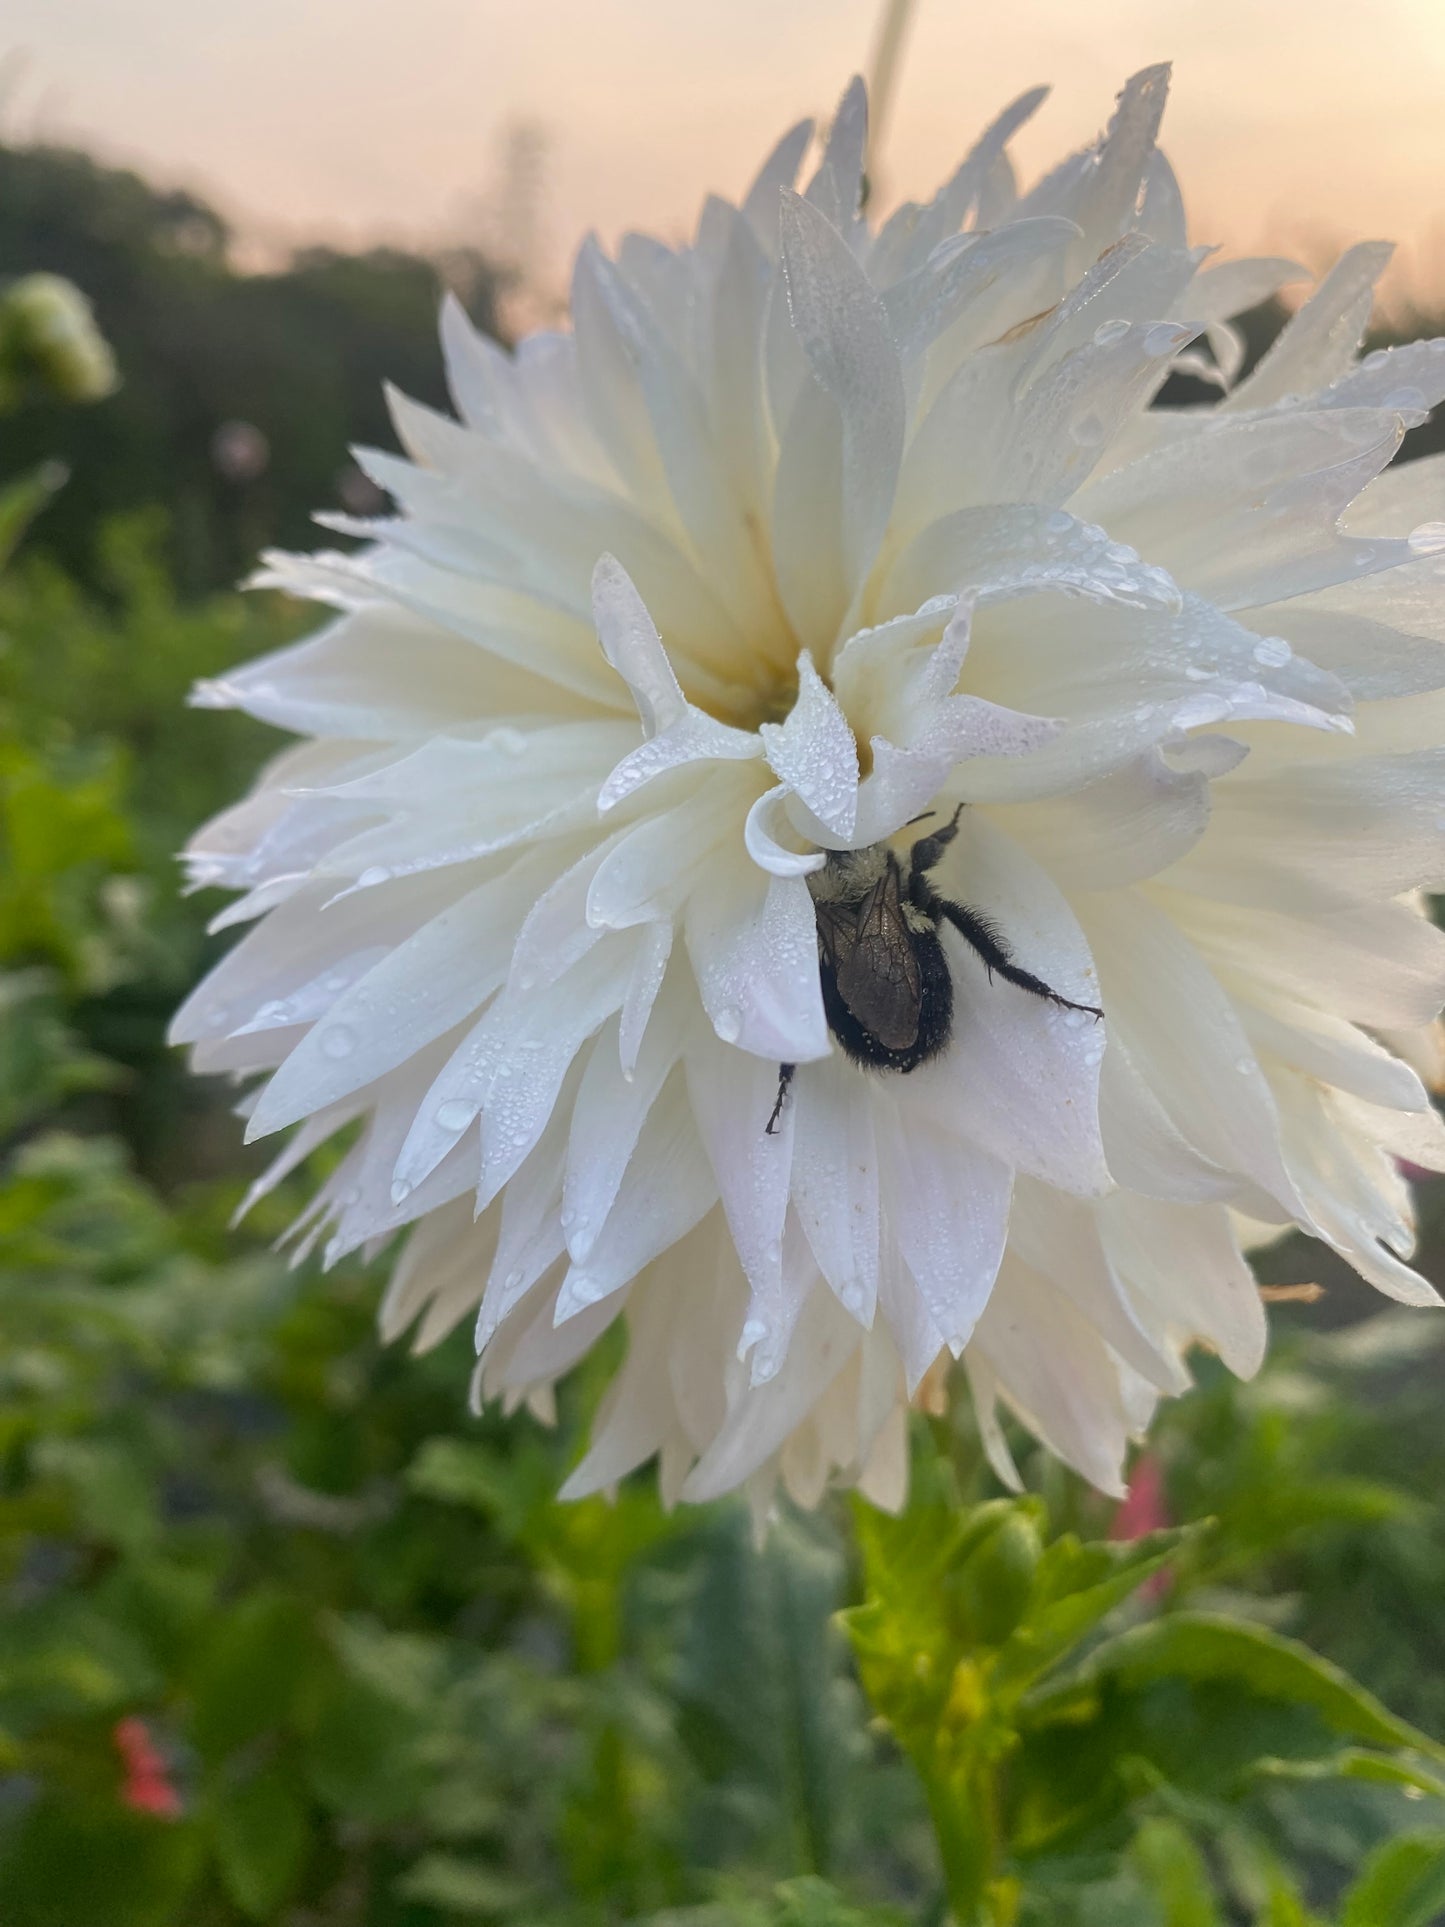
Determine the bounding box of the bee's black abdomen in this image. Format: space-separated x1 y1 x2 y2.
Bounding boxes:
818 924 953 1073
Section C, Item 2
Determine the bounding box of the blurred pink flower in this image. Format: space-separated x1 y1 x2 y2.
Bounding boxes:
113 1717 182 1820
1111 1454 1173 1603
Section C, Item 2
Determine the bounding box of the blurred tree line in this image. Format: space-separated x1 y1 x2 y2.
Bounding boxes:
0 138 504 598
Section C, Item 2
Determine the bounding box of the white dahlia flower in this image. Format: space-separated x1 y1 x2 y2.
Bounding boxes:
174 67 1445 1520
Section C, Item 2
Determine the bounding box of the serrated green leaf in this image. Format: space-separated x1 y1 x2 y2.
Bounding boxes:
1023 1613 1445 1761
1339 1829 1445 1927
994 1526 1203 1697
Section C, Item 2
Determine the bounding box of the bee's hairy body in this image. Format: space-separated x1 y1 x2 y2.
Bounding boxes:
765 806 1102 1133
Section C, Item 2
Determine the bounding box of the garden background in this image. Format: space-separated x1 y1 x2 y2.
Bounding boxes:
5 127 1445 1927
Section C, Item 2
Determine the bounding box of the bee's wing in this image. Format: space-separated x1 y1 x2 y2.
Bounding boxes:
821 863 922 1051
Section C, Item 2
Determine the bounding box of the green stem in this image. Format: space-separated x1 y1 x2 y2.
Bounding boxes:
915 1758 1003 1927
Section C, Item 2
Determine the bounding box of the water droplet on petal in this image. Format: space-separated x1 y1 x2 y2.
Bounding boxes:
390 1177 413 1206
320 1024 357 1060
436 1099 475 1134
1363 347 1390 371
1408 521 1445 557
1252 636 1292 668
485 726 528 755
1092 317 1130 347
356 866 390 891
714 1005 742 1043
1143 321 1184 358
1385 386 1426 411
1070 410 1106 447
1044 509 1073 535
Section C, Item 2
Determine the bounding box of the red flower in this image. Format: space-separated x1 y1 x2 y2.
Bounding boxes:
113 1717 183 1820
1110 1454 1173 1603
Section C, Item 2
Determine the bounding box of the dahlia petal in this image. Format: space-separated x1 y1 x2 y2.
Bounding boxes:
1226 241 1394 412
681 1286 862 1502
684 1037 797 1379
880 1098 1012 1354
870 86 1051 286
1004 748 1214 891
803 75 868 235
591 553 688 735
1009 1179 1187 1392
741 117 815 246
777 188 907 590
1099 1191 1266 1378
791 1057 881 1326
906 816 1110 1195
562 988 687 1268
760 651 859 836
555 1068 716 1319
684 858 829 1063
743 785 828 878
1079 892 1308 1220
971 1257 1135 1496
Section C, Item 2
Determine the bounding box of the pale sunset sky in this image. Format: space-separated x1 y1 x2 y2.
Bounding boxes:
6 0 1445 308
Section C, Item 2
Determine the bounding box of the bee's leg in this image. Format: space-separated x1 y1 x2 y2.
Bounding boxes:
927 890 1103 1019
765 1062 796 1135
907 802 967 885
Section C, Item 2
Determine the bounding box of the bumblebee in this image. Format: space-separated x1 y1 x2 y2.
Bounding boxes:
766 805 1102 1132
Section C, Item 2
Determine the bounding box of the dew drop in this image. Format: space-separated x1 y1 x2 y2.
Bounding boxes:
1092 317 1130 347
1070 410 1106 447
1385 386 1426 412
505 1267 524 1291
390 1177 413 1206
571 1222 596 1261
356 866 390 891
1362 347 1390 372
1252 635 1293 668
485 726 528 755
714 1005 742 1043
1143 321 1184 358
320 1024 357 1060
1044 508 1074 535
436 1099 475 1134
1408 520 1445 557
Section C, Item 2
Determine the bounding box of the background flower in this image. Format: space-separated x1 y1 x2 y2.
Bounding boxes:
174 67 1445 1520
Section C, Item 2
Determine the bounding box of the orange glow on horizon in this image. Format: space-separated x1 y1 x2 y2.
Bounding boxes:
5 0 1445 311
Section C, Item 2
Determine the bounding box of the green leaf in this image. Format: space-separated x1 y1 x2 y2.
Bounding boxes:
0 1794 202 1927
190 1592 323 1760
1339 1830 1445 1927
0 463 64 571
678 1512 860 1877
1023 1612 1445 1760
993 1526 1203 1697
211 1761 311 1920
1128 1817 1223 1925
393 1852 538 1917
1253 1747 1445 1801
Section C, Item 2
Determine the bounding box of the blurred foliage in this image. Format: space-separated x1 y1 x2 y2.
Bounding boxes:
3 150 1445 1927
0 140 503 598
